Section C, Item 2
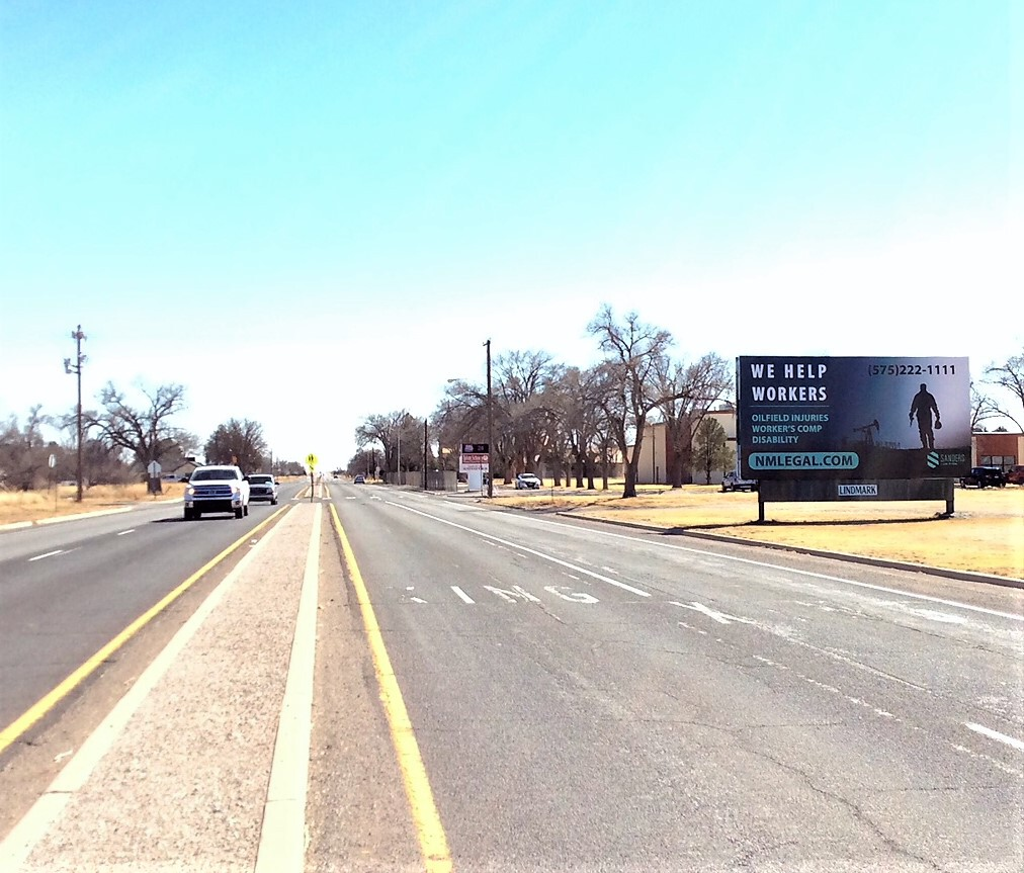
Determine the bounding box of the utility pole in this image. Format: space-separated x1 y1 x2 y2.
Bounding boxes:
423 418 428 491
64 325 87 502
485 339 494 498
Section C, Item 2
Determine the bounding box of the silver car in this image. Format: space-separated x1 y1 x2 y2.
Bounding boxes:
515 472 542 489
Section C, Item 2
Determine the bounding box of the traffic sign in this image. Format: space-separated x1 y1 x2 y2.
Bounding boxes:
306 453 318 469
147 461 162 477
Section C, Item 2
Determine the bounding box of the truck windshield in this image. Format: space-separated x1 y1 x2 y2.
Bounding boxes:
191 469 236 481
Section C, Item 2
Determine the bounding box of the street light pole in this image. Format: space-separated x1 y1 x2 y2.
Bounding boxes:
64 325 87 502
485 339 493 498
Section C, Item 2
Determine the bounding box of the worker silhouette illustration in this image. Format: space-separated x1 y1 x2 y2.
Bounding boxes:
909 383 941 450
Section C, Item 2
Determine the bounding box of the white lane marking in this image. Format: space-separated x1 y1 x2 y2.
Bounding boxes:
904 608 968 625
966 722 1024 753
544 586 599 604
451 586 475 604
678 622 708 636
28 550 64 562
386 502 651 597
484 585 541 604
951 743 1023 778
600 566 618 574
758 623 931 692
520 517 1024 622
117 529 135 536
409 597 428 604
670 601 755 626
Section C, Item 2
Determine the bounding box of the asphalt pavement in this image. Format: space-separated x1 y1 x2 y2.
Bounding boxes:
0 483 1020 872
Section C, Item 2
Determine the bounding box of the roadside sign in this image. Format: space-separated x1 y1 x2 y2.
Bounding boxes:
306 453 318 469
147 461 162 477
460 451 490 472
461 443 489 453
48 453 56 469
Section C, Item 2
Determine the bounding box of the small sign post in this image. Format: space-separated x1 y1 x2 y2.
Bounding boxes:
147 460 162 495
49 453 57 509
306 453 318 499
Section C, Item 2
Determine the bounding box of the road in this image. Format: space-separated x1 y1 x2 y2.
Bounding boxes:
0 484 302 732
1 481 1022 871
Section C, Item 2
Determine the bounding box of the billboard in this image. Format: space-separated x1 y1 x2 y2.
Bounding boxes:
737 357 971 481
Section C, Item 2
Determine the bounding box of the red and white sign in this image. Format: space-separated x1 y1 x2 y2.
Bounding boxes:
459 452 489 472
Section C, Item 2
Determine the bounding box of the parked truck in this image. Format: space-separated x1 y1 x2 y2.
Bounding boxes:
721 470 758 492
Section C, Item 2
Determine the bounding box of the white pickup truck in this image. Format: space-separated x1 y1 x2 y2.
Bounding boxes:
183 465 250 519
721 470 758 492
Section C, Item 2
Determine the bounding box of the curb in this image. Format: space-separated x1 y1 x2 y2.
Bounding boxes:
553 512 1024 591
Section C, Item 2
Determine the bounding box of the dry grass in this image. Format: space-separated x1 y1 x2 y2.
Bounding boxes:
492 483 1024 580
0 482 186 524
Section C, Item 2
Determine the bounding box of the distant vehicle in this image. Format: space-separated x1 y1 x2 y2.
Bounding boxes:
1005 465 1024 486
721 470 757 492
248 473 279 504
959 466 1006 488
515 472 542 489
353 474 366 484
184 465 250 519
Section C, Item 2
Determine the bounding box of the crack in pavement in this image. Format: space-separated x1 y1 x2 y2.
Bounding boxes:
744 744 955 873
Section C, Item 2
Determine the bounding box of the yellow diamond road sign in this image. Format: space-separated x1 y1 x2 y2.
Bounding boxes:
306 453 318 469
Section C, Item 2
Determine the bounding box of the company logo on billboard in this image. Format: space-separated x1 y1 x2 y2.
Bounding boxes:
838 483 878 497
929 450 968 470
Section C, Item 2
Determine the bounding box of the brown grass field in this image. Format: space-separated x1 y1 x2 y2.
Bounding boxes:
491 483 1024 581
2 479 1021 580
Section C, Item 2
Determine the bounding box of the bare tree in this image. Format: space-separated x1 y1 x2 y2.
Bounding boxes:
86 383 189 491
655 353 732 488
985 352 1024 430
587 306 675 498
494 350 558 482
970 383 1004 432
205 419 268 472
0 406 53 490
355 411 425 479
549 365 605 489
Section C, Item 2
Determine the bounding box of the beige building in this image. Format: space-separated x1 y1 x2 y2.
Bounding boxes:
633 408 739 486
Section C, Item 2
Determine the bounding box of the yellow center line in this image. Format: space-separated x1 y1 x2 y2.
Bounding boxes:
330 504 453 873
0 506 292 756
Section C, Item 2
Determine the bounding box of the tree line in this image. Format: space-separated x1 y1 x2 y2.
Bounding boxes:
0 382 305 493
351 307 1024 498
352 306 735 498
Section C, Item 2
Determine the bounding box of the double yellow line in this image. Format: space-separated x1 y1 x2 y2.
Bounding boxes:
330 504 453 873
0 507 289 756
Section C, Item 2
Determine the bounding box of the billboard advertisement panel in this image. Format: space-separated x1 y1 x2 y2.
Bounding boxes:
737 357 971 481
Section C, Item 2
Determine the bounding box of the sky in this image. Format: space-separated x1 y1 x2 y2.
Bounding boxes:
1 1 1020 471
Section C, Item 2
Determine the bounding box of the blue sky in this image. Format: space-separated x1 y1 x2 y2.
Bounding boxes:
1 1 1019 469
